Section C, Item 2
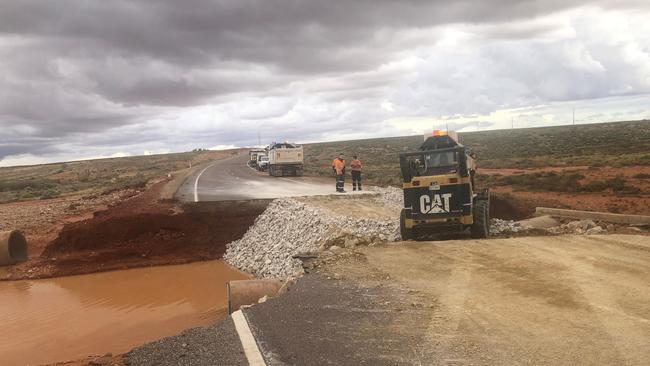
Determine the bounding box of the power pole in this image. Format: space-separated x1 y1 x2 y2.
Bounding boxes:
476 121 479 131
257 131 261 146
511 117 514 129
572 107 575 125
446 122 449 132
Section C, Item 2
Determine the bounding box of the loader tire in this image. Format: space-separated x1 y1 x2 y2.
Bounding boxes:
471 200 489 239
400 209 413 241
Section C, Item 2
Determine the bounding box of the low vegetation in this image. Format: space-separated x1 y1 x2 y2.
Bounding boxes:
478 173 642 195
304 120 650 187
2 120 648 204
0 150 237 203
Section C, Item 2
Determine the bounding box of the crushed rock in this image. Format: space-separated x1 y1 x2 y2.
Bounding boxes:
490 218 532 234
368 186 403 211
492 217 613 236
546 219 606 235
224 197 399 279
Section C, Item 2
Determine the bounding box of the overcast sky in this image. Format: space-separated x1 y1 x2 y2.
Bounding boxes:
1 0 650 166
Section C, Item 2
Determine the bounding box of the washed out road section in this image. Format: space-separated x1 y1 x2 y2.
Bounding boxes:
175 154 339 202
0 260 250 366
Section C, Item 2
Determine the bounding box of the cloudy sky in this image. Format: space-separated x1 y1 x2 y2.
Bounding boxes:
1 0 650 166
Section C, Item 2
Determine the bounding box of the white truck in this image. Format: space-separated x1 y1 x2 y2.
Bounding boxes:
267 142 304 177
249 149 266 167
256 153 269 171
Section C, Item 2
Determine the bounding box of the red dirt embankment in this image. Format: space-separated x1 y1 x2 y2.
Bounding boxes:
482 165 650 216
2 181 268 280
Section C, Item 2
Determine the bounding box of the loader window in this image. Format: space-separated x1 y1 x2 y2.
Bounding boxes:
425 151 458 169
403 150 459 179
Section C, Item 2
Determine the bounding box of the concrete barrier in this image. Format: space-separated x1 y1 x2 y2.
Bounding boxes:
535 207 650 225
0 230 28 266
517 215 561 229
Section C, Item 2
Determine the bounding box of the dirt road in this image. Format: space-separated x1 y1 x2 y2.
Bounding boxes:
174 154 340 202
321 234 650 365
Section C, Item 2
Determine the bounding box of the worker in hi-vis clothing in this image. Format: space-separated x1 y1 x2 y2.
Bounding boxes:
350 155 362 191
332 154 346 193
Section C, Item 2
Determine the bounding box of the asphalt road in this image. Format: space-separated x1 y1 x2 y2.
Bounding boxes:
175 154 340 202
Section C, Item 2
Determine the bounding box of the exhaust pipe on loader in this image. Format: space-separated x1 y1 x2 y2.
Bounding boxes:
227 279 283 314
0 230 28 266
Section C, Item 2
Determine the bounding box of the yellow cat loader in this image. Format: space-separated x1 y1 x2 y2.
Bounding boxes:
399 131 489 240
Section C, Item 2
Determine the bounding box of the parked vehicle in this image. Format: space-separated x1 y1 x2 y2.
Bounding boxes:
249 149 266 167
267 142 304 177
257 153 269 171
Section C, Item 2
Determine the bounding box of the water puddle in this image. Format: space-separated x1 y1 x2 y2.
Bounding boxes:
0 261 250 366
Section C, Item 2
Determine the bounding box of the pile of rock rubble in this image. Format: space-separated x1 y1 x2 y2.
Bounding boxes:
490 218 531 235
491 217 611 236
368 186 403 211
546 219 607 235
224 195 400 279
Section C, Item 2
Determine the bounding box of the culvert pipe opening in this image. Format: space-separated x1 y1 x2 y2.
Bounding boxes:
0 230 28 266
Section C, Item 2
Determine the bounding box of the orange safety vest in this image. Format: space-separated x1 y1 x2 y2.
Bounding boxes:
332 158 345 175
350 159 362 171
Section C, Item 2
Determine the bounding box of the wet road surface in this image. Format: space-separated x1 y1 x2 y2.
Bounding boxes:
175 154 347 202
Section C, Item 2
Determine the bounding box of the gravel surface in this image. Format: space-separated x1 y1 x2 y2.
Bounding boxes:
368 186 403 211
123 317 247 366
224 191 401 279
490 218 532 234
546 219 607 235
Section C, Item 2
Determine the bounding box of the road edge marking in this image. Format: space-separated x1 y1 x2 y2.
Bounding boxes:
193 162 218 202
232 310 267 366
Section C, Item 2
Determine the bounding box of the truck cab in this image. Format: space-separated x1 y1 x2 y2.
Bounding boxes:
249 149 265 167
399 131 489 240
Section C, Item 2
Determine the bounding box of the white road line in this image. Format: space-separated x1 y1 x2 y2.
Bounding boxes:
232 310 267 366
193 162 219 202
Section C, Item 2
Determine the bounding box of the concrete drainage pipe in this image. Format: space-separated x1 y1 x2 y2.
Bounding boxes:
227 279 283 314
0 230 28 266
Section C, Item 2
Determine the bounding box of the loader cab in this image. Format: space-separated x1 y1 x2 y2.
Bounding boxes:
399 131 489 240
400 147 469 182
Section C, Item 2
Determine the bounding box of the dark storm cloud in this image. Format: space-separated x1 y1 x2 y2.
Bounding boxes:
1 0 649 162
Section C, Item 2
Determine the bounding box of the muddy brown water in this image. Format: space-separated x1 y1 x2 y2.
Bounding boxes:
0 261 250 366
